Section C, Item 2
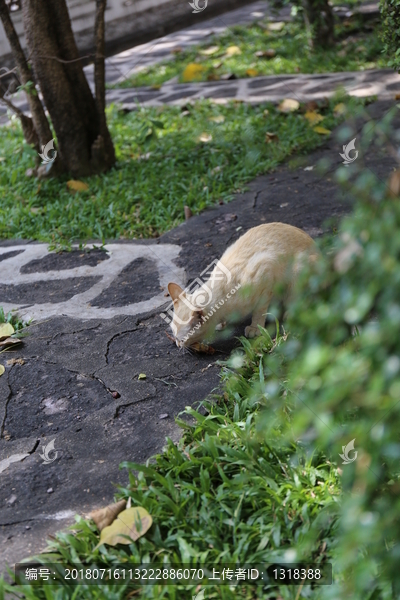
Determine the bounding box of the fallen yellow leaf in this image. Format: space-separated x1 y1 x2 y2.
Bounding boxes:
67 180 89 192
0 365 4 377
225 45 241 57
277 98 300 113
267 21 285 31
182 63 204 82
334 102 346 116
209 115 225 123
246 68 258 77
313 126 331 135
198 133 212 143
304 111 324 125
90 499 127 532
96 507 152 548
199 45 219 56
138 373 147 380
0 323 14 341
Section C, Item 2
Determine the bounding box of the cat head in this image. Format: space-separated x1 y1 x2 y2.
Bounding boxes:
167 282 206 347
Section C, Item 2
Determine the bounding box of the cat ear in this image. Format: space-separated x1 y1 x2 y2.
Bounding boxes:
168 282 184 301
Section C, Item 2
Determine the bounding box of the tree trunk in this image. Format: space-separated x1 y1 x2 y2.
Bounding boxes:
302 0 335 48
21 0 115 177
0 0 52 149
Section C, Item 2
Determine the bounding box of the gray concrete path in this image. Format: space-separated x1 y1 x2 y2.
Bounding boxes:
1 98 399 574
106 69 400 108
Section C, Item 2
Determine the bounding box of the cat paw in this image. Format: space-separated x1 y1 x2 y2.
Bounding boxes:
245 325 260 339
215 321 226 331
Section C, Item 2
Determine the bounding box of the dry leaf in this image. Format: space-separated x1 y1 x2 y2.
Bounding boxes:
206 73 219 81
265 131 279 143
209 115 225 123
389 169 400 197
67 180 89 192
6 358 25 365
313 126 331 135
199 45 219 56
89 499 127 532
0 337 22 349
225 45 241 56
0 364 4 377
255 49 276 58
0 323 14 341
277 98 300 113
198 133 212 143
96 507 153 548
395 93 400 100
191 342 216 354
267 21 285 31
334 102 346 116
182 63 204 82
171 47 183 54
138 373 146 380
304 111 324 125
246 68 258 77
304 100 319 112
184 206 193 220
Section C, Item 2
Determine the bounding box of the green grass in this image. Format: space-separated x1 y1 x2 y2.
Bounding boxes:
0 98 357 248
1 327 341 599
115 15 385 90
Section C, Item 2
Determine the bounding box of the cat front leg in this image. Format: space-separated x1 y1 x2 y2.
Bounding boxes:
245 297 271 338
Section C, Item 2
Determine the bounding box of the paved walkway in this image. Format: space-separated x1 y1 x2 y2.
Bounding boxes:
106 69 400 108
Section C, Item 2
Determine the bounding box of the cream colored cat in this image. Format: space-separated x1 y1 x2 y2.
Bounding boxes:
167 222 317 348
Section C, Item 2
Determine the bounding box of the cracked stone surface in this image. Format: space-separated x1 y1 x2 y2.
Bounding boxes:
0 95 398 576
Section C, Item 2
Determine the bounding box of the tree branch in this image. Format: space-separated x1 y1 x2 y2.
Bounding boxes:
0 0 52 146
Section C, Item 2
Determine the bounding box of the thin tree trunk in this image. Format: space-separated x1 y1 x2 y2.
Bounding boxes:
0 0 52 147
302 0 335 48
22 0 115 177
95 0 106 132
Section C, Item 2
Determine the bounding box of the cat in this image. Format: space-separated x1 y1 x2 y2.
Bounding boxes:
167 222 317 348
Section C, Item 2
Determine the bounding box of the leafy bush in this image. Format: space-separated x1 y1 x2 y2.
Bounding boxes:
255 109 400 598
380 0 400 70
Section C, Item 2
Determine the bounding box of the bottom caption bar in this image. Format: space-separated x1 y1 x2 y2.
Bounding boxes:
15 563 332 586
